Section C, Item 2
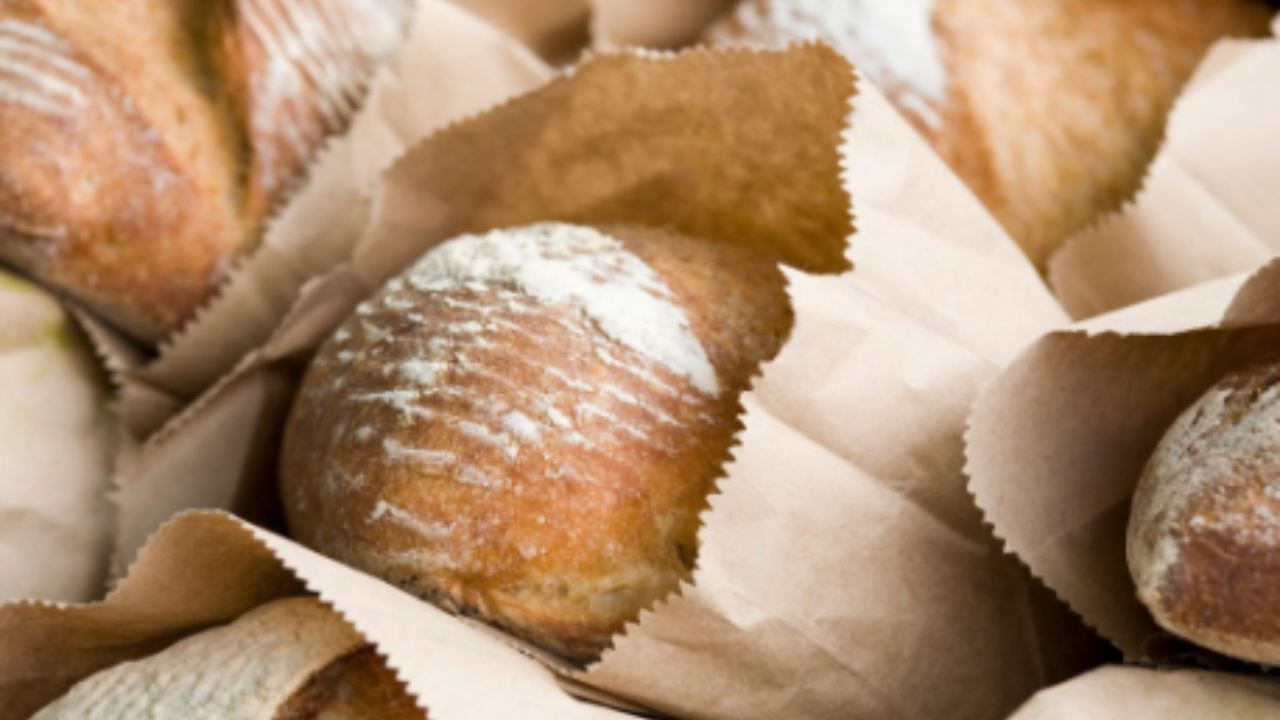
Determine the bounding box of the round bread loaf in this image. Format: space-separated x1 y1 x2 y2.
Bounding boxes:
1128 356 1280 665
0 269 115 603
32 597 423 720
0 0 409 339
280 223 793 662
705 0 1274 268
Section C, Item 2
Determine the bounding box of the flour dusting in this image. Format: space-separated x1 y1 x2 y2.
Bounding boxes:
406 224 720 395
710 0 945 127
0 22 91 118
1132 379 1280 593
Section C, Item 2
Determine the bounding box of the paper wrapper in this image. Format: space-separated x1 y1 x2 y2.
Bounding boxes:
0 272 118 604
590 0 733 50
115 0 553 438
0 511 630 720
104 41 1103 719
1050 17 1280 320
1008 665 1280 719
968 256 1280 662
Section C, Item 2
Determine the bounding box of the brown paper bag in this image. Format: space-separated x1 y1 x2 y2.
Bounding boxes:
1050 17 1280 320
589 0 733 50
968 257 1280 661
116 0 553 438
0 510 628 720
106 41 1100 719
1007 666 1280 719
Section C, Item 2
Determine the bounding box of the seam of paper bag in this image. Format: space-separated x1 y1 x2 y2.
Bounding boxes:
961 336 1128 661
1048 33 1276 316
138 0 424 399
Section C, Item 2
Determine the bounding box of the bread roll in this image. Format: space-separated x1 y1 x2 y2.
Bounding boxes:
705 0 1275 268
0 0 409 339
32 597 424 720
0 269 114 603
1128 356 1280 665
280 223 792 662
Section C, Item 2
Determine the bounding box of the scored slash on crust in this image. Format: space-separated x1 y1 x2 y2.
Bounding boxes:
0 19 92 118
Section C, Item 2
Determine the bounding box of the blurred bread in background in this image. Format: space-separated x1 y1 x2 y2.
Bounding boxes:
706 0 1276 268
0 269 115 603
0 0 412 340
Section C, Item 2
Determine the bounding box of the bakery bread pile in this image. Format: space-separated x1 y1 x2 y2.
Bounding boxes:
280 222 793 661
0 0 411 339
31 597 424 719
9 0 1280 716
705 0 1274 267
1128 356 1280 666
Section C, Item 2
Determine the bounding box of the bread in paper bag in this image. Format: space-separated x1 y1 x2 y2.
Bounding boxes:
30 596 422 720
280 223 793 662
0 270 114 603
0 0 412 339
106 41 1104 719
704 0 1275 267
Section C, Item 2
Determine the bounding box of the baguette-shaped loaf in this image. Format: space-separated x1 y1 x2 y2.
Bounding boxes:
1129 357 1280 665
33 597 423 720
281 223 793 662
706 0 1275 267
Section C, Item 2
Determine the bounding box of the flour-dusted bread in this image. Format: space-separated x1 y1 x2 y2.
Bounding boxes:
0 0 246 338
705 0 1275 268
32 597 424 720
280 223 793 662
217 0 413 224
1128 356 1280 665
0 269 115 603
0 0 411 340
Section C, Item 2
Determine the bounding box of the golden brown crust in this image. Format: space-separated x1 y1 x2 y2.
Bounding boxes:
276 647 425 720
0 0 408 339
281 224 792 662
937 0 1274 268
1128 356 1280 665
216 0 411 225
0 0 245 338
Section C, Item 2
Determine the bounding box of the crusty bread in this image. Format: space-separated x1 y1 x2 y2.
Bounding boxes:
1128 356 1280 665
706 0 1274 268
280 223 793 662
0 0 245 338
32 597 424 720
0 0 410 340
216 0 413 224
